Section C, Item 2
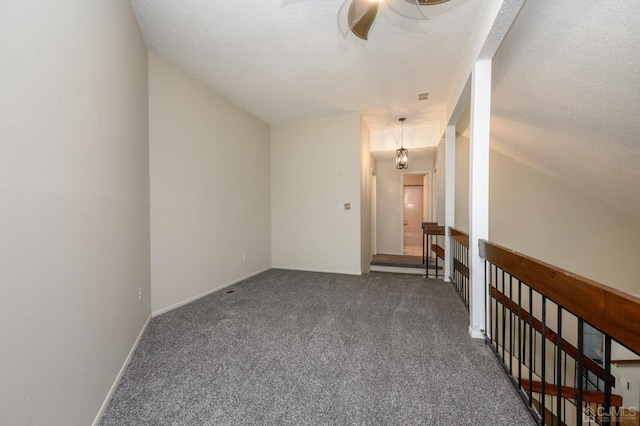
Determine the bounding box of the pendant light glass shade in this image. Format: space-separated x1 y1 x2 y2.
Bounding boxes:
396 117 408 169
396 147 408 169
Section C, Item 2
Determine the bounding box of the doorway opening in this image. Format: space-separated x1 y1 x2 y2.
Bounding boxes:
402 173 428 256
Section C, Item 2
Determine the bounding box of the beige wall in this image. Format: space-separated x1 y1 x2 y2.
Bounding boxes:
0 1 150 425
375 156 435 255
271 114 362 274
149 53 271 314
442 131 640 294
490 150 640 295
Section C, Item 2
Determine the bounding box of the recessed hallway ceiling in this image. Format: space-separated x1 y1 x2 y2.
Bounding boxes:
130 0 480 131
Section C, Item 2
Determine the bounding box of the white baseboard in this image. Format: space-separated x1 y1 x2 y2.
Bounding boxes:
92 314 151 426
152 267 271 317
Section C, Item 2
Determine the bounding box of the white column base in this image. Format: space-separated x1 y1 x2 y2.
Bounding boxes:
468 326 485 339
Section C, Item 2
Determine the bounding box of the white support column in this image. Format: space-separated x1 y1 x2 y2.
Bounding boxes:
468 59 491 339
444 125 456 282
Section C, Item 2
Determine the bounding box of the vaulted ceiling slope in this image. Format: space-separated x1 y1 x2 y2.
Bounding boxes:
491 0 640 218
130 0 481 131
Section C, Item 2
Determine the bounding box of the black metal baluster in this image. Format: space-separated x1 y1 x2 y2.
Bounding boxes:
603 335 612 425
553 337 557 387
459 242 462 296
425 232 429 277
494 265 499 350
518 279 523 385
464 245 468 305
460 242 463 299
528 286 534 407
453 241 456 291
541 296 547 423
467 245 470 306
463 244 466 303
534 325 537 374
488 261 492 345
509 275 514 376
463 242 466 300
453 241 457 289
454 241 458 292
502 269 506 362
450 240 453 284
464 243 467 303
460 245 463 301
456 242 460 294
563 351 568 426
577 319 583 426
556 307 563 425
465 245 468 306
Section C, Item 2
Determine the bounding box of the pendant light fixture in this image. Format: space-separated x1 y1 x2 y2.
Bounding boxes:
396 117 409 169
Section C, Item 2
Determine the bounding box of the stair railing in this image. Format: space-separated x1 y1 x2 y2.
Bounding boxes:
422 223 445 278
449 228 469 308
479 240 640 426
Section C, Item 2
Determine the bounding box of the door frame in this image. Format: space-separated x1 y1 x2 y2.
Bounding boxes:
400 171 433 254
371 169 377 256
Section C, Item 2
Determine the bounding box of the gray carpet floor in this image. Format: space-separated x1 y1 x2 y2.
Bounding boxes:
100 269 535 425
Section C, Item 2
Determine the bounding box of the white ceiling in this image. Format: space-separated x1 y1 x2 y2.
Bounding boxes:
130 0 481 132
130 0 640 217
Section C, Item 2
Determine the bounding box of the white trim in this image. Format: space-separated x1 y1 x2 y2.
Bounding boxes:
152 267 271 317
370 265 425 275
371 172 377 256
92 314 152 426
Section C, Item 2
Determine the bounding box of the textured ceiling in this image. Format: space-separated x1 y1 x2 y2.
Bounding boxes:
130 0 481 131
491 0 640 217
130 0 640 218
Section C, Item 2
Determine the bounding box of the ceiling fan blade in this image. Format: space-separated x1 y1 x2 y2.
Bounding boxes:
348 0 379 40
407 0 451 4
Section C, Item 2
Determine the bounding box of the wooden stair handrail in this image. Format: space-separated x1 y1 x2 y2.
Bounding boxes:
491 287 613 386
449 227 469 248
421 222 437 232
520 379 623 407
480 240 640 356
431 244 444 260
423 224 445 236
453 258 469 278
